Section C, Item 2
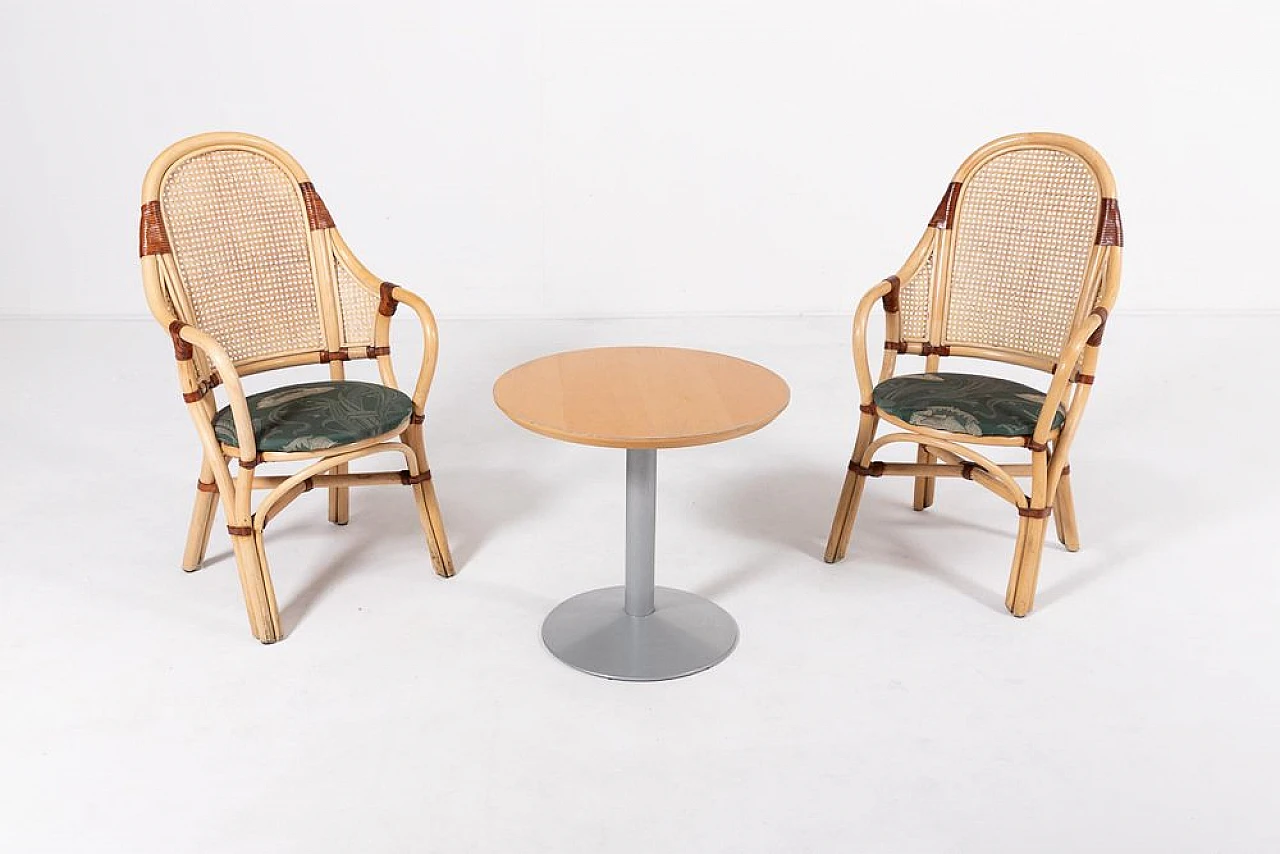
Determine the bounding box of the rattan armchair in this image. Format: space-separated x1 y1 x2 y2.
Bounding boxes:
824 132 1123 616
139 132 454 643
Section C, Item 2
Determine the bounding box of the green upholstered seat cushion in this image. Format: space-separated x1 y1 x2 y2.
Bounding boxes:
213 381 414 453
872 372 1064 438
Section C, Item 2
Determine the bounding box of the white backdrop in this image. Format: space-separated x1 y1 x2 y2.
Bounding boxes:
1 0 1275 318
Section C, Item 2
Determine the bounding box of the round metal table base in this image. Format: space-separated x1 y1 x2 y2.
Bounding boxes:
541 586 740 682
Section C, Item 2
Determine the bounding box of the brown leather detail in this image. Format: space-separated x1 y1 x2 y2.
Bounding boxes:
302 477 315 493
379 282 399 317
929 182 962 229
884 341 908 353
409 412 425 425
882 276 901 313
1061 465 1071 476
299 182 335 230
859 403 877 416
181 371 222 403
139 201 171 256
366 346 391 358
196 480 218 494
239 456 262 469
168 321 193 361
1087 307 1108 347
960 461 978 480
1096 198 1123 246
1076 373 1095 385
1024 438 1048 452
400 469 432 485
1018 506 1052 519
226 525 254 537
848 461 885 477
921 343 951 357
320 348 351 363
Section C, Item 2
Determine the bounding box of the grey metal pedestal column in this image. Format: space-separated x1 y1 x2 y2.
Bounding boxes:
540 448 740 681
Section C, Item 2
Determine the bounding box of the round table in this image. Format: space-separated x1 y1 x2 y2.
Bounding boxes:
493 346 790 681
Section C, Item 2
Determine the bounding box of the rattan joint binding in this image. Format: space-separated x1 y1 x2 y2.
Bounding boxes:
1096 198 1123 246
320 348 351 363
196 480 218 494
929 182 962 229
1076 373 1095 385
409 412 425 425
920 343 951 357
1087 307 1109 347
400 470 432 485
168 321 193 361
884 341 908 353
1024 438 1048 452
882 275 901 313
299 182 335 231
1018 505 1053 519
859 402 877 416
139 201 171 256
366 346 391 358
848 461 885 477
226 525 254 537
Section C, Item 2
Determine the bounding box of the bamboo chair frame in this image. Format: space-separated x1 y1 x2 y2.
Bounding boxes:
824 132 1123 617
140 132 454 643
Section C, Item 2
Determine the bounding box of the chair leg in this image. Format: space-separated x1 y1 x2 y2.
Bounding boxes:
824 413 878 563
403 427 455 578
228 530 283 643
912 445 936 511
328 462 350 525
1006 512 1050 617
1053 467 1080 552
182 460 219 572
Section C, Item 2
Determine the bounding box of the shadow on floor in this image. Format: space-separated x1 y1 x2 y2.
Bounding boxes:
691 454 1221 616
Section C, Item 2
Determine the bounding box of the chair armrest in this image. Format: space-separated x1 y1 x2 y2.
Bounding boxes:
174 324 257 463
851 279 897 404
1030 310 1106 442
384 284 440 416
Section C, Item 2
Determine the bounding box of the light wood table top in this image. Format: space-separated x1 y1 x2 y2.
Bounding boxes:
493 347 790 449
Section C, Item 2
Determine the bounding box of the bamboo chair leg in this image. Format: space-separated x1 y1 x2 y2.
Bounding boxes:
1053 468 1081 552
228 531 283 643
403 427 455 578
912 445 936 511
824 413 878 563
1006 513 1050 617
328 462 350 525
182 461 219 572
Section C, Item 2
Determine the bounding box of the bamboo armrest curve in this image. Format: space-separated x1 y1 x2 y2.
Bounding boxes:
1032 311 1105 442
851 279 896 403
386 285 441 416
175 323 258 462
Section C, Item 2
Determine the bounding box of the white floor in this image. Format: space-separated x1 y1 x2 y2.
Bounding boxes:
1 314 1277 853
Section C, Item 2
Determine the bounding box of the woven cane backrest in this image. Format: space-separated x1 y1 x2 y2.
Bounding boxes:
944 147 1102 360
157 147 326 364
902 135 1121 368
334 257 380 348
898 250 933 342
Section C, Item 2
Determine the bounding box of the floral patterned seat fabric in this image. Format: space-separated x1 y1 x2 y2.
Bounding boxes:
213 381 414 453
871 372 1065 438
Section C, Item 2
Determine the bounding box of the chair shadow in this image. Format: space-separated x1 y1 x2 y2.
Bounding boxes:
692 455 1219 615
263 465 548 631
432 466 550 569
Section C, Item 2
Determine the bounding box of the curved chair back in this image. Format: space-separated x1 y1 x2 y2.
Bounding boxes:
139 133 382 376
896 133 1122 372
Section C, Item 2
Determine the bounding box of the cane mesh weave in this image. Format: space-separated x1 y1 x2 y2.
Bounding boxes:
335 260 379 347
899 251 933 341
944 149 1100 360
160 149 326 363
